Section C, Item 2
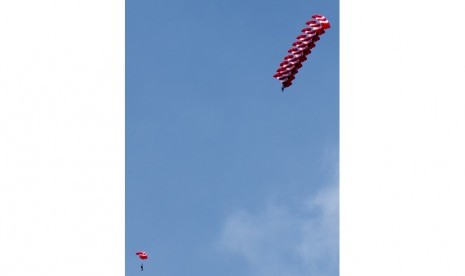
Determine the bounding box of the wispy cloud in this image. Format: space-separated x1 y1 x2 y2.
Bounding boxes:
217 184 339 276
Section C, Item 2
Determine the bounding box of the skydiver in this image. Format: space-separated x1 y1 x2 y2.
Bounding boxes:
141 264 144 271
281 86 285 92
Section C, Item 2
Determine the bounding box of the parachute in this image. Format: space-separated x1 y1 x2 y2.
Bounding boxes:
273 14 331 91
136 251 148 260
136 251 148 271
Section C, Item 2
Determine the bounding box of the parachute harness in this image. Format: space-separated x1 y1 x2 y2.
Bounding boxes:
273 15 330 91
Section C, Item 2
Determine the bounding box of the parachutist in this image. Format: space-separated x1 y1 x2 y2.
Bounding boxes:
136 251 148 270
281 86 285 92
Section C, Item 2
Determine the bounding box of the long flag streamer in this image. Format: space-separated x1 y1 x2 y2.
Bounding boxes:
273 15 330 91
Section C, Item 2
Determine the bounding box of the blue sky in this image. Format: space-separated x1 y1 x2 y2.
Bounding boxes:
126 0 339 275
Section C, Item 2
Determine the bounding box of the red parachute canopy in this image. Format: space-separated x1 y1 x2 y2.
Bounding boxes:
273 14 330 90
136 251 148 260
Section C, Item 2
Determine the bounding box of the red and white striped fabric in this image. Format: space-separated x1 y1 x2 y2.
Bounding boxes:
273 14 330 90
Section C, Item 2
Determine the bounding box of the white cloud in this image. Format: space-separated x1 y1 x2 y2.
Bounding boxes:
218 184 339 276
